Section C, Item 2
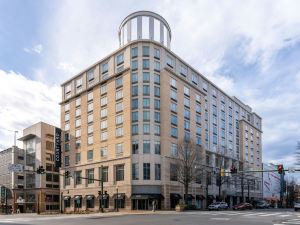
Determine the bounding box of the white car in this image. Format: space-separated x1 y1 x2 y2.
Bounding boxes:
208 202 229 210
294 201 300 211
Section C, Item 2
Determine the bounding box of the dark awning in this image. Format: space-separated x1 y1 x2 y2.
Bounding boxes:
196 195 205 200
64 196 71 200
18 134 36 141
170 193 182 199
208 195 215 199
86 195 94 200
131 194 164 200
113 193 125 200
184 194 195 200
74 195 82 200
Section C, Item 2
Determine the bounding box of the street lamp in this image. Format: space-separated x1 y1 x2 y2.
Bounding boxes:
116 186 119 212
60 190 69 214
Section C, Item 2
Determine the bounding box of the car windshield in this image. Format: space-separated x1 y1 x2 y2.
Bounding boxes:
295 201 300 204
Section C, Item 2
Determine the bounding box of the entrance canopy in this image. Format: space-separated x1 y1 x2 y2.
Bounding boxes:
196 195 205 200
131 194 164 200
170 193 182 199
86 195 94 200
184 194 195 200
113 193 125 200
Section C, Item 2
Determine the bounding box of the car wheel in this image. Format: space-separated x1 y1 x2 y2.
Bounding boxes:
295 208 298 211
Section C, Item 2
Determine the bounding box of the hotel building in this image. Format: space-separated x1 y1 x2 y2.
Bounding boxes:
60 11 263 211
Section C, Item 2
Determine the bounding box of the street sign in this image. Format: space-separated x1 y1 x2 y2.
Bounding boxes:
8 163 24 172
288 167 295 173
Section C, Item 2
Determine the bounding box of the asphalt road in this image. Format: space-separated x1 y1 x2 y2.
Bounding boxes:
0 209 299 225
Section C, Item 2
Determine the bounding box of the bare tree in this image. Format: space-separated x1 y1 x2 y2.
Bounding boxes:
175 140 203 204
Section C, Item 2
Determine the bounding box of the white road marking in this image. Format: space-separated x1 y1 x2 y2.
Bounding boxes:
210 217 230 220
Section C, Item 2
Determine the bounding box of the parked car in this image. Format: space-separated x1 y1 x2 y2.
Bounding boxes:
255 201 270 209
233 202 253 210
208 202 229 210
294 201 300 211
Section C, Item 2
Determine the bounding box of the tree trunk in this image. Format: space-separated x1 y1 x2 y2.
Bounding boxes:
184 184 189 205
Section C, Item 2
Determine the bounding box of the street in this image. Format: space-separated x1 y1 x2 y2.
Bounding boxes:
0 209 299 225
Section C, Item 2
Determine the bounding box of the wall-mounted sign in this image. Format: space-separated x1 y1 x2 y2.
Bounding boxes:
54 128 62 168
8 163 24 172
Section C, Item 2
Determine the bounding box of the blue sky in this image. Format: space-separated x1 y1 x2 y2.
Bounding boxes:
0 0 300 172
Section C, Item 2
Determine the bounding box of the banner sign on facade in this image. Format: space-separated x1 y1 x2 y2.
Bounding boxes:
55 127 62 168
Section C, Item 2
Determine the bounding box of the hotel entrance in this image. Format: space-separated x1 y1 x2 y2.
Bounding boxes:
131 194 162 210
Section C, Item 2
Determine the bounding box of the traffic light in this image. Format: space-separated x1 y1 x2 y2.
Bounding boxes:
230 166 237 174
64 171 71 178
220 168 225 177
36 166 45 174
277 164 284 174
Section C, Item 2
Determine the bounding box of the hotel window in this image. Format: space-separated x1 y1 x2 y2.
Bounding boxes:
184 86 190 96
100 84 107 95
154 86 160 97
132 111 138 122
88 102 93 112
64 143 69 152
154 99 160 110
75 139 81 149
203 82 208 91
75 108 81 117
100 167 108 182
143 124 150 134
196 104 201 114
154 73 160 84
155 141 161 154
143 98 150 108
184 120 190 130
184 109 190 119
116 127 123 137
74 171 82 185
75 153 81 164
75 118 81 127
184 132 190 141
102 62 108 74
116 114 123 125
116 89 123 100
101 108 107 118
116 53 124 65
132 99 138 109
131 47 138 58
87 169 94 184
101 131 108 141
170 164 178 181
115 165 124 181
143 72 150 82
116 102 123 113
65 113 70 121
64 133 69 142
184 98 190 107
170 89 177 101
154 112 160 123
87 69 94 82
132 164 139 180
196 114 201 124
143 85 150 95
171 127 178 138
75 98 81 107
132 85 138 97
170 77 177 88
131 60 138 70
100 120 107 130
142 46 149 56
171 143 178 156
143 140 150 154
180 64 188 76
65 84 71 96
88 135 93 145
170 102 177 112
143 163 150 180
143 111 150 121
154 125 160 135
115 143 123 155
143 59 150 69
87 150 93 161
213 125 217 134
87 91 93 102
154 48 160 59
132 141 139 154
115 77 123 88
132 124 138 135
76 77 82 89
213 134 217 144
64 156 70 167
171 114 178 126
154 61 160 72
196 136 201 145
100 96 107 107
196 126 201 135
192 73 198 84
100 147 107 157
64 103 70 112
88 125 93 134
155 164 161 180
196 94 201 103
132 72 138 83
75 129 81 138
64 123 70 131
88 114 93 123
166 55 174 68
221 103 225 111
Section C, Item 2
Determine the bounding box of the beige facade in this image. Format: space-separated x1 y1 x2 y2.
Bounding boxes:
60 11 263 211
14 122 60 213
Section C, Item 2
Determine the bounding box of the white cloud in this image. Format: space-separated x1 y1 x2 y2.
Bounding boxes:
0 70 60 150
23 44 43 54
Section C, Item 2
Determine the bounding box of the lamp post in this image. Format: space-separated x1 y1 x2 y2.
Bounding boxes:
60 190 69 214
116 186 119 212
